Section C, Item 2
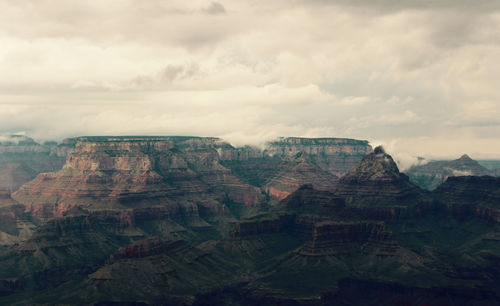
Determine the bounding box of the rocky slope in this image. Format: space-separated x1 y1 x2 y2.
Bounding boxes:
0 135 74 192
12 136 372 217
0 189 34 247
333 146 426 207
262 152 339 200
406 154 493 190
0 138 499 304
222 137 371 200
265 137 372 177
12 136 265 220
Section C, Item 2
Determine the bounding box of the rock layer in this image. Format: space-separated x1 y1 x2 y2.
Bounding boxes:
13 137 264 220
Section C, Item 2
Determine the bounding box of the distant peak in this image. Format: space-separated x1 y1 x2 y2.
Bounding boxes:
458 154 472 161
374 145 385 154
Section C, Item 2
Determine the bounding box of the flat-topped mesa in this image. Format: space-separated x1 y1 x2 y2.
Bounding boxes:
334 146 424 206
13 136 264 219
265 137 372 177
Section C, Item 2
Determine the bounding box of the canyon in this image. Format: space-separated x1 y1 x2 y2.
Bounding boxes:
0 136 498 305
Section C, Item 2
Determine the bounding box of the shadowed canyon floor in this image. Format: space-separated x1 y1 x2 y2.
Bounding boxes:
0 137 498 305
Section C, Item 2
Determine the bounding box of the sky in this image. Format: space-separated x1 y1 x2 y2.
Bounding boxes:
1 0 500 165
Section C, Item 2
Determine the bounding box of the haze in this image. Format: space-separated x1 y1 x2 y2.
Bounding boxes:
1 0 500 161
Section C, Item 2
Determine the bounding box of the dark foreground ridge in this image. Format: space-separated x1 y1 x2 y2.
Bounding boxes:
0 137 498 305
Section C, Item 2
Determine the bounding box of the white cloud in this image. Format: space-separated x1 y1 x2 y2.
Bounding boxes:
0 1 499 159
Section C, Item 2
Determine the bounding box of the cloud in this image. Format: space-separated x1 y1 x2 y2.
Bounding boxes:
0 1 499 159
449 168 472 176
203 2 226 15
303 0 500 13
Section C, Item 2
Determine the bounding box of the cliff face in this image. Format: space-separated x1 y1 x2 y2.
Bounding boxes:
265 137 372 177
12 136 373 216
262 153 339 200
2 139 500 304
0 188 34 247
0 136 74 192
13 137 264 219
224 137 372 200
406 154 493 190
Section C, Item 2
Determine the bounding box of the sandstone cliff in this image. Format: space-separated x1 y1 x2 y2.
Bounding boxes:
225 137 372 200
265 137 372 177
13 136 264 221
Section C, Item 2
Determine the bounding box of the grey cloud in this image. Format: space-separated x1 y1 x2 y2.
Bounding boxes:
0 1 500 159
203 2 226 15
303 0 500 12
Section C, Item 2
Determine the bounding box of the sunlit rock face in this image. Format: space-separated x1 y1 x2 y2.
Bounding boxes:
12 136 264 219
10 136 373 218
406 154 493 190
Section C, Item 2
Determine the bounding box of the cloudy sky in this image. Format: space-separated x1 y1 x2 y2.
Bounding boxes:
1 0 500 162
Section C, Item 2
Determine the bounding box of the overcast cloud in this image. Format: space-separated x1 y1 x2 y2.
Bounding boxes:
1 0 500 163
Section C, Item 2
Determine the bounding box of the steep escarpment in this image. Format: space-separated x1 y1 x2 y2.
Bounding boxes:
13 137 264 220
406 154 493 190
12 136 373 216
265 137 372 177
0 136 74 192
0 189 34 247
263 152 339 200
1 137 499 304
222 137 371 200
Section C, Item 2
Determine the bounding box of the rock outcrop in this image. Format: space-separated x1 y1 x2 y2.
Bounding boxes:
406 154 493 190
12 136 373 217
265 137 372 177
13 137 264 220
1 137 499 305
333 146 425 206
222 137 372 200
263 152 338 200
0 135 74 192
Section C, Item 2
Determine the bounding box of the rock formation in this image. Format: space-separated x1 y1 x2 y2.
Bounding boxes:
12 136 264 220
265 137 372 177
0 135 74 192
406 154 493 190
263 152 338 200
0 137 499 304
333 146 425 206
